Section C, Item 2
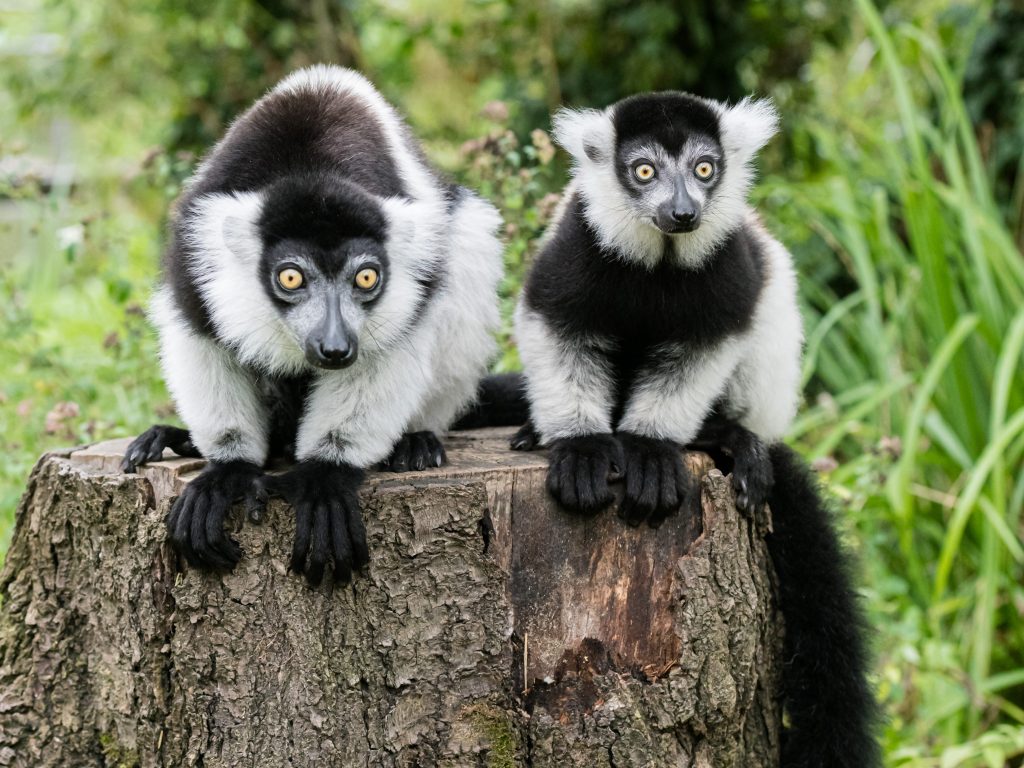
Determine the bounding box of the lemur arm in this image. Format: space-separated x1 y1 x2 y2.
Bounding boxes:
515 303 623 514
514 303 616 442
612 342 746 525
251 342 436 585
154 315 270 571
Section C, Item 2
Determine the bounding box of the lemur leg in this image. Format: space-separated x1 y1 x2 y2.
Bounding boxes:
691 409 773 513
254 342 436 585
156 325 270 570
515 304 620 514
121 425 201 473
617 343 744 525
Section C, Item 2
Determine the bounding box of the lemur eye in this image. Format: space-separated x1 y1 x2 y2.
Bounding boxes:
355 268 379 290
695 161 715 180
277 268 304 290
633 163 656 182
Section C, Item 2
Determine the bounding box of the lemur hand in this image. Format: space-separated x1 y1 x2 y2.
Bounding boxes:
380 431 446 472
617 433 696 528
166 460 263 571
121 424 202 473
545 433 622 514
247 460 369 586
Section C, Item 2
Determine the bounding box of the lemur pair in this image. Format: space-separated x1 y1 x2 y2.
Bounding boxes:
125 67 879 766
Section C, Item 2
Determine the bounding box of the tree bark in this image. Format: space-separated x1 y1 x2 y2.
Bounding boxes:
0 428 782 767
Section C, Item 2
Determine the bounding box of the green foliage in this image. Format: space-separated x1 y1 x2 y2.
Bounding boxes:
1 0 1023 764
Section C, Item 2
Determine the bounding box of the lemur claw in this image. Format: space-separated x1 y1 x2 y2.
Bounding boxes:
545 433 621 515
121 424 201 473
731 437 773 515
380 431 446 472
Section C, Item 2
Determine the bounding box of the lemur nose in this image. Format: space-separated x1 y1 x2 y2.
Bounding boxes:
318 341 355 366
672 209 697 225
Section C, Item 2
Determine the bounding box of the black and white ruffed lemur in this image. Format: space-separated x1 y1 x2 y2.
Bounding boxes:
457 92 881 767
122 66 504 587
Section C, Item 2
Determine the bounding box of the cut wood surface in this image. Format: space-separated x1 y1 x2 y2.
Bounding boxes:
0 428 782 767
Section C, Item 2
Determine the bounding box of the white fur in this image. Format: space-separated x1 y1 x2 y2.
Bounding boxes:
617 340 745 444
725 216 803 440
150 287 269 463
552 96 778 270
515 303 616 442
183 191 309 375
408 192 504 433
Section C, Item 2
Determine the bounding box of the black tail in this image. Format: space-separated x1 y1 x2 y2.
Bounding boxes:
452 372 530 429
767 443 881 768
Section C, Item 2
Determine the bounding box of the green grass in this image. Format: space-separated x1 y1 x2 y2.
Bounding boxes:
1 0 1022 764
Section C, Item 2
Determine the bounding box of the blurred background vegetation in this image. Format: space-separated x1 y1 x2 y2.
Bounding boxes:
2 0 1023 763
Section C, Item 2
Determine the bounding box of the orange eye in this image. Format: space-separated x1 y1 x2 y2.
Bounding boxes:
355 268 379 290
695 161 715 180
633 163 656 182
278 268 304 290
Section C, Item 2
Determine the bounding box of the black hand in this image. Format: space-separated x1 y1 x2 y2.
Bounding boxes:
248 460 368 586
545 433 622 515
165 460 263 571
121 424 202 473
380 431 446 472
509 420 540 451
617 432 696 528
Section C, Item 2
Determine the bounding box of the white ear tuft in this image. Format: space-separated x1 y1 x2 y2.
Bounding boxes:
552 107 614 164
720 97 779 162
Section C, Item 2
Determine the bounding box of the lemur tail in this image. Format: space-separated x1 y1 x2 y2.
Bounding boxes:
767 442 881 768
452 372 530 429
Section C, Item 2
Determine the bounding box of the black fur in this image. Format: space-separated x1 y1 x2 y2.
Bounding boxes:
247 460 368 586
380 431 446 472
165 460 264 571
766 443 881 768
524 195 765 421
453 373 532 429
611 91 722 154
545 433 622 515
121 424 201 473
617 431 696 527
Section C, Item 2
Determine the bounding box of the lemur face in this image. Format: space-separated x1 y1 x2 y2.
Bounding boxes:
257 176 389 369
260 236 386 369
611 94 725 235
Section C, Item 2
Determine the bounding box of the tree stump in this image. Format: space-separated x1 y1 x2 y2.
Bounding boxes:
0 428 782 767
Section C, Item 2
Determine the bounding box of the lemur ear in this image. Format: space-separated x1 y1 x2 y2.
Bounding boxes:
719 97 779 163
189 192 263 265
552 107 614 165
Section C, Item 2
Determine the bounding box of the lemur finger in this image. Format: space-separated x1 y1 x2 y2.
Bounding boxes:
245 476 273 524
619 456 649 526
573 454 598 512
190 492 229 570
169 492 200 566
590 451 615 510
427 432 447 468
305 502 331 586
329 499 354 584
344 496 370 568
409 434 429 472
389 437 411 473
555 453 580 510
510 423 539 451
290 502 314 574
204 490 242 569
